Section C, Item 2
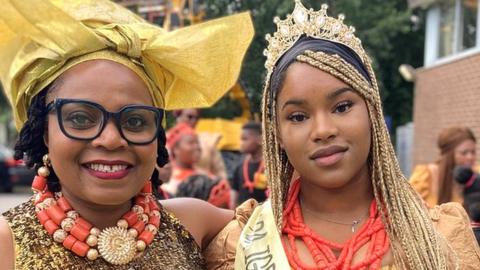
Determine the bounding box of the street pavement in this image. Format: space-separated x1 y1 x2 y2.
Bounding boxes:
0 187 31 213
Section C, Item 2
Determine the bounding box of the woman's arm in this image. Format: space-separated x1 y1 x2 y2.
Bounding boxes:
162 198 233 249
0 216 15 270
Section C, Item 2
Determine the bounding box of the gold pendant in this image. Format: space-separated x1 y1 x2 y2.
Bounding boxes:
98 227 137 265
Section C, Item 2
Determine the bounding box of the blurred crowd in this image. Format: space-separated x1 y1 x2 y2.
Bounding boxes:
158 109 480 244
157 109 267 211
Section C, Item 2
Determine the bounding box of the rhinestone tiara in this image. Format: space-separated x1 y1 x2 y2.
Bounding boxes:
263 0 367 74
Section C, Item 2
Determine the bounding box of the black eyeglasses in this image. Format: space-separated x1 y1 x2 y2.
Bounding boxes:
46 98 163 145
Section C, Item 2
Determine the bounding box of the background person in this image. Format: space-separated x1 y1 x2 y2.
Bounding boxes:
163 123 210 195
229 121 266 207
410 126 478 207
173 109 227 179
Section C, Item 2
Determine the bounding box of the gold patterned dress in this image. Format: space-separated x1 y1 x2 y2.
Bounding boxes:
3 199 206 270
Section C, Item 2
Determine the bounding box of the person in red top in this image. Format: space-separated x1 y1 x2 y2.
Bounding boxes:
163 123 210 195
173 109 227 180
230 122 267 207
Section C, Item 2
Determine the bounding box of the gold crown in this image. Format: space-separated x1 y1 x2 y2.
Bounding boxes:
264 0 367 73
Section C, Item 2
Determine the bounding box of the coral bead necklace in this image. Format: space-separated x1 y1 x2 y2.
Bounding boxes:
242 155 265 193
31 156 161 265
282 179 390 269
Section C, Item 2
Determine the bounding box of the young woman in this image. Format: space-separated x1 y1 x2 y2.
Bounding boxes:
207 1 480 269
410 126 477 207
0 0 253 269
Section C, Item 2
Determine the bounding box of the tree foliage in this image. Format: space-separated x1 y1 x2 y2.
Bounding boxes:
0 83 7 113
204 0 424 130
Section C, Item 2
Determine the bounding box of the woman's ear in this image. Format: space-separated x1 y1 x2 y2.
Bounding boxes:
43 122 49 147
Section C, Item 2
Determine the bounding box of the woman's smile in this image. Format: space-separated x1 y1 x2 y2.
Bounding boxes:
82 160 133 180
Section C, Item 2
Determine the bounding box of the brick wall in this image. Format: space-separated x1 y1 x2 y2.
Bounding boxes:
413 53 480 168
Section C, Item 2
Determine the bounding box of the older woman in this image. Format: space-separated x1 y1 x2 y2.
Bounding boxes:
0 0 253 269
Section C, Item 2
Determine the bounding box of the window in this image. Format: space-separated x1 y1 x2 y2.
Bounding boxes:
460 0 478 50
425 0 479 65
438 1 456 57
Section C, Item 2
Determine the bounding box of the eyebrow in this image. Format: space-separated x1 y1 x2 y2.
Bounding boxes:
281 87 354 111
326 87 354 100
281 99 306 111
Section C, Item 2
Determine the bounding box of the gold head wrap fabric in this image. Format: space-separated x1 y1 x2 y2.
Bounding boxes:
0 0 254 129
261 1 454 269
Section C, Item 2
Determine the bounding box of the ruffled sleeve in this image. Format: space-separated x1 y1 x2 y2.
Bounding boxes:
409 164 434 205
429 202 480 269
203 199 258 270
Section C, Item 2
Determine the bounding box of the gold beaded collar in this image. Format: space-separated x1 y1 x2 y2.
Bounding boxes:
263 0 368 75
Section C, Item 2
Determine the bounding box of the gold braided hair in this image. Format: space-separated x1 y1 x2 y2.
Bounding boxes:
262 1 455 269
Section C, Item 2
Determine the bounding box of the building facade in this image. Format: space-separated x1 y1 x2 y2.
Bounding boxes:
410 0 480 166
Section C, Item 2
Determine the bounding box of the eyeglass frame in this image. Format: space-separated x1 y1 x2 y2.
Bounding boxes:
45 98 164 145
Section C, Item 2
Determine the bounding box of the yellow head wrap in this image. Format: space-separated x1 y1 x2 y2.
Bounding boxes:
0 0 254 129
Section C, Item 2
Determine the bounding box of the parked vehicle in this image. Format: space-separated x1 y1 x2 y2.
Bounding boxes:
0 146 35 191
9 158 35 186
0 146 13 192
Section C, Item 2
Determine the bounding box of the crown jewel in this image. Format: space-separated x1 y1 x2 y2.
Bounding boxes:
264 0 366 73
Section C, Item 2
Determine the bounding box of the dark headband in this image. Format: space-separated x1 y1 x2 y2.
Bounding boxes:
269 36 371 105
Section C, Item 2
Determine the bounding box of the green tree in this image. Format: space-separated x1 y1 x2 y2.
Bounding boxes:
205 0 424 131
0 83 11 126
0 83 7 112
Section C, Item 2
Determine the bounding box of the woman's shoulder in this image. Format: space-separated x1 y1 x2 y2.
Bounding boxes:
429 202 474 233
429 202 473 229
0 215 15 270
430 202 480 268
203 199 259 270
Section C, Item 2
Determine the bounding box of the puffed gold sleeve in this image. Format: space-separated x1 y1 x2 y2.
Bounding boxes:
429 202 480 269
203 199 258 270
